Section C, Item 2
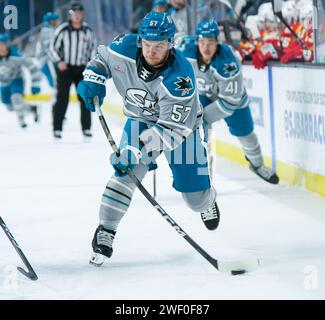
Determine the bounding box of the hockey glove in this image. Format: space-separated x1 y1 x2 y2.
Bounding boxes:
77 66 107 112
31 86 41 95
110 146 143 177
281 44 313 64
251 43 279 70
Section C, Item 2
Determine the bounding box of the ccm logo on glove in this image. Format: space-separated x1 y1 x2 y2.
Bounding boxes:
83 70 106 85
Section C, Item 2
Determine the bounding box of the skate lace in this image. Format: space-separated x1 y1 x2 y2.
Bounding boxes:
201 204 218 221
256 165 274 179
97 230 114 248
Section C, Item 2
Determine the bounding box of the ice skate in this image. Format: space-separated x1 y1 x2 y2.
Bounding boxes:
246 157 279 184
53 130 62 139
82 129 92 138
90 225 115 266
200 201 220 231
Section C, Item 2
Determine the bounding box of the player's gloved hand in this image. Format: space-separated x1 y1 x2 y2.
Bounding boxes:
251 43 279 70
31 86 40 95
280 44 303 64
110 146 143 177
251 50 268 69
280 43 313 63
77 66 107 112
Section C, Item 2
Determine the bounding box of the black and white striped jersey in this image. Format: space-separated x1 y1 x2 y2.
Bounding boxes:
49 21 97 66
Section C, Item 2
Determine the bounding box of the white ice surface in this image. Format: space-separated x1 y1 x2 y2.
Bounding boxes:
0 102 325 300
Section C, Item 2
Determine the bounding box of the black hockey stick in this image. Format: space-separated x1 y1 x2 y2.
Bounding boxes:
0 216 38 281
272 0 309 50
94 97 259 274
217 0 252 41
153 170 157 199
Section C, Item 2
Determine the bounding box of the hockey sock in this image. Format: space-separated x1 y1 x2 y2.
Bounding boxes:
237 132 263 168
99 162 148 230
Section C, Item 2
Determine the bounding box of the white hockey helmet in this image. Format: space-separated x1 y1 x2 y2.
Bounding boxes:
299 3 313 30
282 0 299 24
258 3 276 25
245 15 261 39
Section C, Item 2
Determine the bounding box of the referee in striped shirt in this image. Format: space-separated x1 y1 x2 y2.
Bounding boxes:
50 3 97 139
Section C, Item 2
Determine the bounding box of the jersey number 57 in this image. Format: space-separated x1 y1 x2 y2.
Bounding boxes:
171 105 191 123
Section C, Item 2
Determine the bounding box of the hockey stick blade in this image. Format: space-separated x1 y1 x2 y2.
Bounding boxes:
206 254 259 274
17 267 38 281
217 258 260 274
0 217 38 281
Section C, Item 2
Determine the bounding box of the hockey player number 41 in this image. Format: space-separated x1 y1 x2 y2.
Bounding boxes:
225 81 238 95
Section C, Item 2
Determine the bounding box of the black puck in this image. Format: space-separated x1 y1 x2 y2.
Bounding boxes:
231 270 246 275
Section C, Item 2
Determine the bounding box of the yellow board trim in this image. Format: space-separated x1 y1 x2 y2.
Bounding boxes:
25 94 52 102
211 139 325 197
24 94 79 102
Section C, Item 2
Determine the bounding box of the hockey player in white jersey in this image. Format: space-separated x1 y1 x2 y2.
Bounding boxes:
182 20 279 184
35 12 60 88
77 12 220 265
0 34 42 128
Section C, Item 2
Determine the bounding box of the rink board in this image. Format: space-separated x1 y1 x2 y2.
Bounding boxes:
212 65 325 197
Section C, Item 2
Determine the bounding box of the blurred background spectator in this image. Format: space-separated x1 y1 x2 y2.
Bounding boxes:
0 0 322 66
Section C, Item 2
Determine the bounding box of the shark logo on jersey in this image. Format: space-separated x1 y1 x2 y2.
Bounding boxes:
112 34 126 45
139 67 152 81
174 77 193 96
125 88 158 116
223 62 238 76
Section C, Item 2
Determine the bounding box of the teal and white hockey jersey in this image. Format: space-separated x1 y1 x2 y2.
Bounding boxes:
182 41 249 119
0 46 42 87
88 34 202 151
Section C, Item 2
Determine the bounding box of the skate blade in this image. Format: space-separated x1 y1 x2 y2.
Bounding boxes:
249 165 279 185
89 252 107 267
